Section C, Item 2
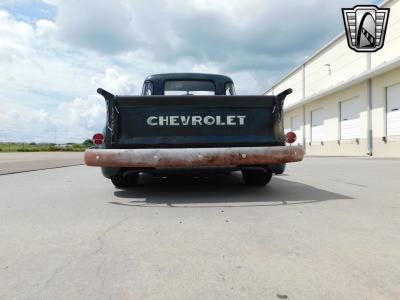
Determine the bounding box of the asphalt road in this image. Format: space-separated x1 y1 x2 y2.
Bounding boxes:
0 156 399 299
0 152 83 175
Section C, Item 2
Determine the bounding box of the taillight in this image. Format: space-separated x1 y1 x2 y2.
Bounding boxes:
286 132 297 144
92 133 104 145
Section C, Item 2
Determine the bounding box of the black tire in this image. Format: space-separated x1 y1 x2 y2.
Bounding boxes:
110 172 139 188
242 169 272 186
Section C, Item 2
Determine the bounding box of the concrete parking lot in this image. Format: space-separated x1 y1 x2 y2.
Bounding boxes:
0 156 399 299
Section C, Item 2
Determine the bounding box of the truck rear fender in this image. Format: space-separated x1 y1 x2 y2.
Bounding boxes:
97 88 119 145
273 88 292 143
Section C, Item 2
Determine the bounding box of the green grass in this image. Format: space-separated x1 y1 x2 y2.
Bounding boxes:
0 143 89 152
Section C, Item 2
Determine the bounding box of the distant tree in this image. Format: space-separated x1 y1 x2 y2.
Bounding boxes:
83 139 94 147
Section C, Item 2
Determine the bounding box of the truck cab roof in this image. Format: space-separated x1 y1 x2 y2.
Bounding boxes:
145 73 233 82
143 73 234 95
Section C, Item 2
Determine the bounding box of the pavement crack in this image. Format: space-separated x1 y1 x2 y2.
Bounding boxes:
34 216 130 296
87 216 130 294
96 258 107 294
34 261 72 296
89 215 130 257
302 174 368 187
328 179 368 187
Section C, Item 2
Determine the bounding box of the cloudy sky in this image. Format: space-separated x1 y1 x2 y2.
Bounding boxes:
0 0 379 143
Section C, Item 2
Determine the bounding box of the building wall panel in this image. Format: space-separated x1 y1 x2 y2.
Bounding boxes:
274 69 303 109
371 67 400 156
304 38 367 98
304 83 368 156
371 0 400 68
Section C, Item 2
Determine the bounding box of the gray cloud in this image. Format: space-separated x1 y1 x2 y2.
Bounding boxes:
48 0 376 87
54 0 141 54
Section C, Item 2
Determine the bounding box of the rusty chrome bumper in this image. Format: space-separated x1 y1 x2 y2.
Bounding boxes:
84 146 304 168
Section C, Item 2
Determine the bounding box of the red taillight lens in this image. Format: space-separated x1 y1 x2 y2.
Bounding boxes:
92 133 104 145
93 133 104 140
286 132 297 144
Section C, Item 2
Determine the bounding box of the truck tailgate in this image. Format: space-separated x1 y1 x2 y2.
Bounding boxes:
104 94 286 148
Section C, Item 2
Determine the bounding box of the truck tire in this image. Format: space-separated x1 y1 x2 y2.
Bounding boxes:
110 173 139 188
242 169 272 186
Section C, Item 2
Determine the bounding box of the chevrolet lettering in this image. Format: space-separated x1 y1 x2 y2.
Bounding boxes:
146 115 247 126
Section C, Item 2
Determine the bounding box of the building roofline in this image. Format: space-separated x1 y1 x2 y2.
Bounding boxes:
284 54 400 111
264 0 394 95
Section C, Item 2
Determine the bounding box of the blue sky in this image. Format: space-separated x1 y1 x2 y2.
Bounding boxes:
0 0 56 21
0 0 379 143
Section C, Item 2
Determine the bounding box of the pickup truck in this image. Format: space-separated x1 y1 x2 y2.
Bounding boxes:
84 73 304 187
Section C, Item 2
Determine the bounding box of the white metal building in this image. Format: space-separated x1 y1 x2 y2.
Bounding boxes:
265 0 400 157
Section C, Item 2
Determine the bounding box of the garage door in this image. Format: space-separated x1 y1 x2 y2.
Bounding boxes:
387 83 400 136
311 108 324 142
340 97 361 140
291 115 303 145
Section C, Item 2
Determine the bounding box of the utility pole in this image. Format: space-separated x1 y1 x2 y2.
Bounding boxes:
366 53 373 156
302 64 306 147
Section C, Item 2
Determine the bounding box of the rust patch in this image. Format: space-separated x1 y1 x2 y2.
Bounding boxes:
84 146 305 168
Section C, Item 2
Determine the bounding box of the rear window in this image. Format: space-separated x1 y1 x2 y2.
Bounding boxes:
142 81 153 96
164 80 215 95
225 82 235 95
